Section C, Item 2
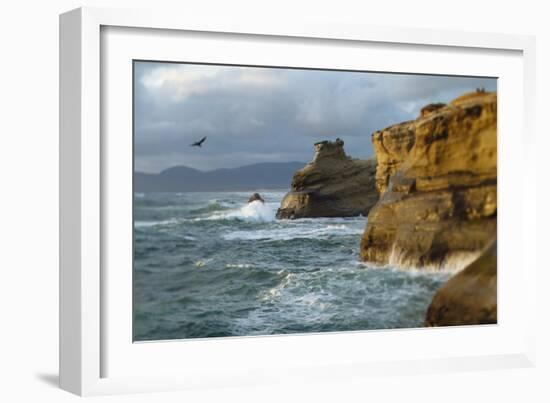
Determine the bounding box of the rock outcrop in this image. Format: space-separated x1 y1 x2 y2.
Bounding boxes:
425 240 497 326
360 91 497 270
248 193 265 204
276 139 378 219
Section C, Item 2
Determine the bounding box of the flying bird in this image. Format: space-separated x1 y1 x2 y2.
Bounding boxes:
190 136 207 147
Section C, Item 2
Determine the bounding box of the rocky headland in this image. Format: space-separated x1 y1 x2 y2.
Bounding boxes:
276 139 378 219
425 239 497 326
360 91 497 270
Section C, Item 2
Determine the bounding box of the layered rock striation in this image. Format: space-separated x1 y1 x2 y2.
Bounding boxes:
276 139 378 219
425 239 497 326
360 91 497 270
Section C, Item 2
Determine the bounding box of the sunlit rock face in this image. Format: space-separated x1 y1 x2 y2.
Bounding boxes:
276 139 378 219
425 240 497 326
360 91 497 271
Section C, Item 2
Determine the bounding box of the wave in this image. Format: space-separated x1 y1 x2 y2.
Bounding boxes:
203 200 276 222
134 218 178 228
195 259 213 268
189 201 233 215
259 272 295 301
225 263 254 269
223 223 364 241
356 251 473 274
387 248 480 273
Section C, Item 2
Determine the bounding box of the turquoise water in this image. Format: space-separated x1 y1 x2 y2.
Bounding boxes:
133 191 450 341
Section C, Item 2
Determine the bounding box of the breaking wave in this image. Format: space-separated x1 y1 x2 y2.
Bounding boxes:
134 218 178 228
223 223 363 241
205 200 276 222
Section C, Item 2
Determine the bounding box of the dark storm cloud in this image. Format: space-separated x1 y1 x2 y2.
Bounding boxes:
134 62 496 173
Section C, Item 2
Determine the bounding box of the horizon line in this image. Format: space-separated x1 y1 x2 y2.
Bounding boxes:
134 160 310 175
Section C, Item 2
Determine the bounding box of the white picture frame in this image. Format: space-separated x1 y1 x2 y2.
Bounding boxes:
59 6 537 396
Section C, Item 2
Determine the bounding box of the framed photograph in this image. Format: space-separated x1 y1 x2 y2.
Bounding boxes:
60 7 537 396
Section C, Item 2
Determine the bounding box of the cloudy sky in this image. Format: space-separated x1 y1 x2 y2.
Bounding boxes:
134 62 496 173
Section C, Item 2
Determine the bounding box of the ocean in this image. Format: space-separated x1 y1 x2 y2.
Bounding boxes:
133 191 450 341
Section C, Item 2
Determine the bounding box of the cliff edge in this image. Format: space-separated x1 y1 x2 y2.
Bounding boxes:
360 91 497 270
276 139 378 219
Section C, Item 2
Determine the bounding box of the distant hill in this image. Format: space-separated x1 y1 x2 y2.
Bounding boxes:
134 162 306 192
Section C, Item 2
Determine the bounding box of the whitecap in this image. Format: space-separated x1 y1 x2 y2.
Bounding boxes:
223 223 363 241
195 258 213 268
225 263 254 269
259 272 295 302
134 218 178 228
202 200 276 222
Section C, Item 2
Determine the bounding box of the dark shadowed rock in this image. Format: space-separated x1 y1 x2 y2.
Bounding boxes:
425 240 497 326
248 193 265 203
360 91 497 270
419 103 446 118
276 139 378 219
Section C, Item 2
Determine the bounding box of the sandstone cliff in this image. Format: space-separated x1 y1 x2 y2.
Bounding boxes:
360 91 497 270
276 139 378 219
425 240 497 326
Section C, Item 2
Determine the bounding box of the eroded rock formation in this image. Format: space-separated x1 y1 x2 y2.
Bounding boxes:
425 240 497 326
276 139 378 219
360 91 497 270
248 193 265 204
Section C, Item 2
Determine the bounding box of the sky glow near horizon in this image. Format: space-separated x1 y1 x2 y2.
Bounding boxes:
134 62 497 173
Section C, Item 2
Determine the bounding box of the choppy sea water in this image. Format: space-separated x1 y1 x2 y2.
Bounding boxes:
134 191 450 341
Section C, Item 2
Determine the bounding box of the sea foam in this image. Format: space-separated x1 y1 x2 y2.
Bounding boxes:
206 200 276 222
223 223 363 241
134 218 178 228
